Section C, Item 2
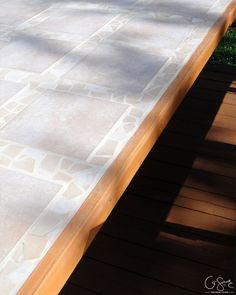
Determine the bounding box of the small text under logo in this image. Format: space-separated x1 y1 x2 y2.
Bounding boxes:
204 276 235 294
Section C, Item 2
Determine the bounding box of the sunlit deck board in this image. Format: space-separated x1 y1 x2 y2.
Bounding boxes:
61 63 236 295
0 0 235 294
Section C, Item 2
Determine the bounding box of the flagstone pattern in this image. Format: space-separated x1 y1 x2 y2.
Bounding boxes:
0 0 233 293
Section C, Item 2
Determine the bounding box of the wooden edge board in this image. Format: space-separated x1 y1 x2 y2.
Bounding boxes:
18 2 236 294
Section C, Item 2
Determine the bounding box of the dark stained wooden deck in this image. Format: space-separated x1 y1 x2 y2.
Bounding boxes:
60 63 236 295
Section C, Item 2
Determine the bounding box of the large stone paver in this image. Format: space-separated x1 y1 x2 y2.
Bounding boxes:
0 167 60 264
0 90 128 159
0 36 76 73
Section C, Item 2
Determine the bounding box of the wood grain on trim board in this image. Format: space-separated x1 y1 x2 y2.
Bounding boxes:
18 2 236 294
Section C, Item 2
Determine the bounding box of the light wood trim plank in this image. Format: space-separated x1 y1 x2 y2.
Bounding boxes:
18 2 236 294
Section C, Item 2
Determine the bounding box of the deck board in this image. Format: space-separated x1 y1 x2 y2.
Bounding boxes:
149 146 236 178
188 88 236 104
70 258 197 295
84 234 228 292
60 63 236 294
128 176 236 213
100 213 233 269
138 160 235 197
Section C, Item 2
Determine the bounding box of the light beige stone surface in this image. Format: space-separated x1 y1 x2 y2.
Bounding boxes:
0 0 47 26
65 40 168 93
0 36 76 73
0 0 233 293
34 8 117 41
0 80 25 105
0 90 128 159
0 167 61 263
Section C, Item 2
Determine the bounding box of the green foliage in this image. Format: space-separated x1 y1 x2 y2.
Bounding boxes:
210 26 236 66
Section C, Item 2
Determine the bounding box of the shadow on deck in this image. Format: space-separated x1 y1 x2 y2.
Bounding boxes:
60 63 236 295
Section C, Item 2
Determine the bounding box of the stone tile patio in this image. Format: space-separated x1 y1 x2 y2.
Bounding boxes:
0 0 233 293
